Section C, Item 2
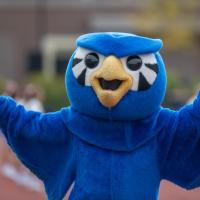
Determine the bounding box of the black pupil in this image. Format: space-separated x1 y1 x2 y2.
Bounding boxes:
85 53 99 69
126 56 142 71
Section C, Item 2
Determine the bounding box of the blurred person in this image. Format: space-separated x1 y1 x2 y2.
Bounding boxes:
0 81 42 192
0 80 21 169
2 80 19 99
19 83 45 112
187 83 200 104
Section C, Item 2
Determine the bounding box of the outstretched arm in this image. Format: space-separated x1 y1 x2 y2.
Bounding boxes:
0 96 75 199
160 91 200 189
1 96 66 139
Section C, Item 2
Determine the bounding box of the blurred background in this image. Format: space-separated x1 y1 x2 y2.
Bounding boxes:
0 0 200 199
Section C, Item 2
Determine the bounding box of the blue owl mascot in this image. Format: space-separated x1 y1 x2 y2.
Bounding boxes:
0 32 200 200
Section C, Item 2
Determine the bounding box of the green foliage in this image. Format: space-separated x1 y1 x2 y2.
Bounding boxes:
30 73 70 112
134 0 197 49
164 68 196 108
0 79 4 93
166 69 182 89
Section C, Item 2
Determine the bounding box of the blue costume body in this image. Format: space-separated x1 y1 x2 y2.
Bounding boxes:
0 32 200 200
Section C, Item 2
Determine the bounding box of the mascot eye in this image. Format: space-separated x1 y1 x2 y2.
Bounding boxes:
126 56 142 71
85 53 99 69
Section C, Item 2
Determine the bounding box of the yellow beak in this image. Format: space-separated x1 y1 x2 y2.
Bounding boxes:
90 56 133 108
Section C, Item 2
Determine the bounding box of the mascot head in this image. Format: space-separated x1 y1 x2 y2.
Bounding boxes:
66 32 166 120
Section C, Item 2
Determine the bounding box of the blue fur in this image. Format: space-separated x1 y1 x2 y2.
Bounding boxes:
0 97 75 200
1 96 200 200
0 32 200 200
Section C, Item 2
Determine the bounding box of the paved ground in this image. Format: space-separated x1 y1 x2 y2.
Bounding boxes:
160 181 200 200
0 175 200 200
0 174 45 200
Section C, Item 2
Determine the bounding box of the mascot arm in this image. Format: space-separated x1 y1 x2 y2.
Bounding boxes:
161 91 200 189
0 96 75 197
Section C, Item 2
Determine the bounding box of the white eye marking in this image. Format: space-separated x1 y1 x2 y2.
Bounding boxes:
72 61 86 78
131 71 139 91
140 53 157 64
74 47 91 59
121 53 158 91
85 68 99 86
140 66 157 85
72 47 104 86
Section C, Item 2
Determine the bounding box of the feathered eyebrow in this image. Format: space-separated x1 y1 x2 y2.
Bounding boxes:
72 58 83 67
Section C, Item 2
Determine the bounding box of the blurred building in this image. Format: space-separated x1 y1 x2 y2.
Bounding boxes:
0 0 141 80
0 0 200 82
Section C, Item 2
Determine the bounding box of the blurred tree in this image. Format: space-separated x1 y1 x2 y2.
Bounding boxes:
30 73 69 112
153 0 196 49
131 0 199 49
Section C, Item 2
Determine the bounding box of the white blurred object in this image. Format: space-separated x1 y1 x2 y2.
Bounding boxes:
18 83 45 112
18 98 44 112
187 95 196 104
1 164 42 192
